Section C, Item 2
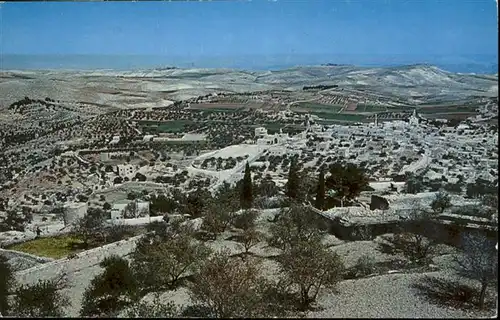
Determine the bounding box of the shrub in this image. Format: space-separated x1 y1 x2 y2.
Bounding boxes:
232 209 259 231
354 255 376 277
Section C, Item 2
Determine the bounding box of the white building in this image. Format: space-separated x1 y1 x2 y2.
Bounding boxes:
109 135 121 145
117 164 136 178
268 145 287 156
310 124 323 133
63 202 88 226
317 141 330 151
111 201 150 220
100 152 109 162
255 127 268 138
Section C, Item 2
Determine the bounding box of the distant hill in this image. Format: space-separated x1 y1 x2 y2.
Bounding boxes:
0 64 497 106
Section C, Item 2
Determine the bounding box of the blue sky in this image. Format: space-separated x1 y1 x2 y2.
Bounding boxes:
1 0 497 57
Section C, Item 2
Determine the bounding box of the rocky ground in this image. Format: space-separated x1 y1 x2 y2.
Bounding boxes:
8 209 497 318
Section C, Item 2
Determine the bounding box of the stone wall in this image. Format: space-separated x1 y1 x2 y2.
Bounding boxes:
14 235 144 317
308 205 497 247
14 234 143 284
0 248 54 264
0 248 54 272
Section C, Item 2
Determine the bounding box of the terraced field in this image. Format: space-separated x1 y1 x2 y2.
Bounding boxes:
137 119 194 133
416 105 477 114
188 103 244 112
314 112 368 123
356 103 390 112
292 102 344 113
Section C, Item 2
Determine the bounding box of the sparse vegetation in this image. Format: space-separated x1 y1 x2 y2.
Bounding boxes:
278 237 344 310
0 256 14 316
189 249 286 318
431 191 452 213
7 235 85 259
131 223 211 293
80 255 139 317
453 231 498 309
11 277 70 318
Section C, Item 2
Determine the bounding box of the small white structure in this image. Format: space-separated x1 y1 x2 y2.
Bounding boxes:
109 135 121 145
63 202 88 226
117 164 135 178
111 202 130 220
409 109 419 127
143 134 155 142
111 201 150 220
268 145 287 156
317 141 330 151
310 124 323 133
181 133 207 141
100 152 109 162
255 127 268 138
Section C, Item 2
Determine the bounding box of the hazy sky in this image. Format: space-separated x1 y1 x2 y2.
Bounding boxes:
1 0 498 57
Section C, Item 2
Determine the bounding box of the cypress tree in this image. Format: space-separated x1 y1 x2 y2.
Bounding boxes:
240 162 253 209
0 255 13 316
315 170 325 210
286 158 300 200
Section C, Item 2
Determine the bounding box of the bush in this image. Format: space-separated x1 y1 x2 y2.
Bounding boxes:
0 255 14 315
80 255 138 317
354 255 376 277
430 191 452 213
278 238 344 310
125 295 178 318
189 249 286 318
131 226 211 293
11 278 69 317
411 275 495 310
232 209 259 231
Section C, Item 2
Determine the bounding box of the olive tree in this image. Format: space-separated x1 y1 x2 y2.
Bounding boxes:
268 202 323 251
201 199 236 240
73 207 106 248
454 231 498 309
0 255 14 316
430 191 452 213
80 255 138 317
278 238 344 310
382 202 439 263
131 224 211 293
189 249 286 318
125 294 179 318
11 277 69 318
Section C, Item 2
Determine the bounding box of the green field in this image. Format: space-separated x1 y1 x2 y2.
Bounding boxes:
356 104 389 112
294 102 344 113
198 108 241 113
417 106 476 114
138 120 194 133
311 112 367 122
8 235 84 259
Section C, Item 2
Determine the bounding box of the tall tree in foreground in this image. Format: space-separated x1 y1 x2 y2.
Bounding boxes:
0 255 14 316
131 224 211 293
80 255 138 317
286 158 300 201
125 294 179 318
11 278 70 318
314 170 325 210
279 238 344 310
454 231 498 309
189 249 288 318
73 207 106 248
268 203 323 251
325 162 369 208
240 162 253 209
